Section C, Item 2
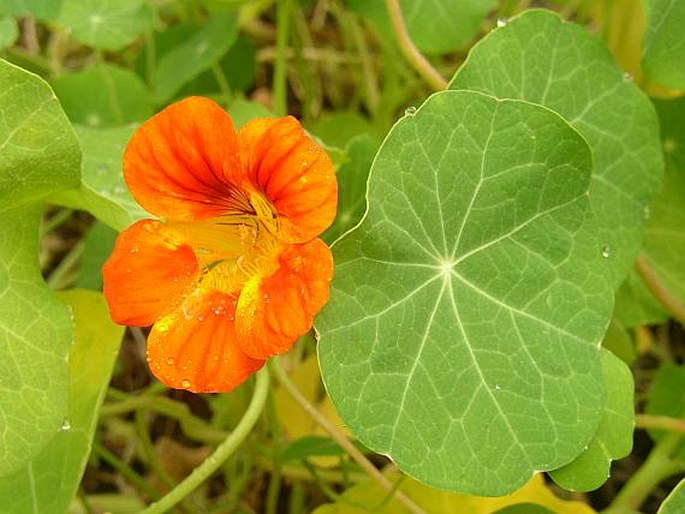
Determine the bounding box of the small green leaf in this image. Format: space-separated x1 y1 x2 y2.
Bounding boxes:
449 9 663 288
641 97 685 305
228 98 273 129
0 60 80 476
0 16 18 49
151 12 239 103
50 64 152 127
0 0 62 20
323 134 377 244
281 435 348 462
348 0 498 54
548 349 634 492
602 319 636 366
658 479 685 514
614 269 669 328
318 90 612 495
0 290 124 513
646 363 685 442
54 124 147 231
77 222 117 290
642 0 685 89
58 0 152 51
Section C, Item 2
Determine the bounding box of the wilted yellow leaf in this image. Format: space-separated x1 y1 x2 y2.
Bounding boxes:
313 470 595 514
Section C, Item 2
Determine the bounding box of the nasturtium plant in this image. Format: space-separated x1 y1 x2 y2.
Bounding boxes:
0 1 683 512
318 89 612 494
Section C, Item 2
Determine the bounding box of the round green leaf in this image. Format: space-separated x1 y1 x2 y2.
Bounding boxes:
643 0 685 89
548 348 634 492
0 59 80 476
318 90 612 495
348 0 498 55
50 64 152 127
658 479 685 514
58 0 152 51
0 16 18 49
642 97 685 306
449 9 663 288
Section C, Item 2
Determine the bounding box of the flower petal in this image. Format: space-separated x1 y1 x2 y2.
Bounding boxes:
103 220 199 326
237 117 337 243
147 290 265 393
124 96 243 221
236 239 333 360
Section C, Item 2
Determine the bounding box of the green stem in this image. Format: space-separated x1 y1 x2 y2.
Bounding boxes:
93 441 163 501
264 389 282 514
636 414 685 434
270 358 427 514
47 241 84 290
384 0 447 91
273 0 292 116
610 432 685 510
140 368 270 514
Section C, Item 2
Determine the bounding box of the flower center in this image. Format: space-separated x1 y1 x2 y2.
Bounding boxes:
173 188 282 295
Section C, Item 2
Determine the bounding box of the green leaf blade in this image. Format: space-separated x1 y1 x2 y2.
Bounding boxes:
642 0 685 89
0 60 80 476
0 290 124 513
449 9 663 288
318 90 612 495
548 349 634 492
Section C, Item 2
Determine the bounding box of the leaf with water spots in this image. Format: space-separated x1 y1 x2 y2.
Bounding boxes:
317 90 613 494
449 9 663 288
0 60 80 476
0 290 124 513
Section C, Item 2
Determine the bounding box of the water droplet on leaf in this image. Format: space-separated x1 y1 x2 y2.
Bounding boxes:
496 18 508 28
601 245 610 258
494 384 501 391
623 72 633 82
404 106 417 116
60 418 71 432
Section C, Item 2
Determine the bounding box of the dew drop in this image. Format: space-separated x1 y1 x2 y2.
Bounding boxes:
212 305 225 315
622 72 633 82
496 18 508 28
197 314 205 322
404 106 417 116
60 417 71 432
180 379 191 389
494 384 501 391
601 245 611 258
167 357 174 366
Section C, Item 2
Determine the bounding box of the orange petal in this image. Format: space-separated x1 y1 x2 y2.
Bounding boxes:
124 96 243 222
147 290 265 393
102 220 200 326
237 117 338 243
235 239 333 360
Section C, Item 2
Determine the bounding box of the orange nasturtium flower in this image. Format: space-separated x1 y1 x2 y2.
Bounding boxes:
102 97 337 393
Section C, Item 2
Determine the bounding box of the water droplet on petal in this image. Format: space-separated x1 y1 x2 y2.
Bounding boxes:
404 106 417 116
601 245 610 258
197 314 205 322
60 417 71 432
181 379 191 389
496 18 508 28
167 358 174 366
